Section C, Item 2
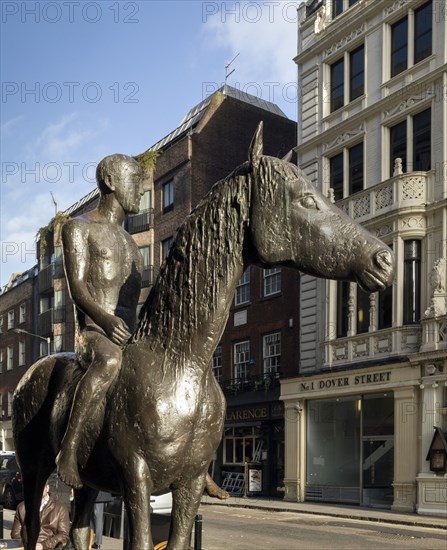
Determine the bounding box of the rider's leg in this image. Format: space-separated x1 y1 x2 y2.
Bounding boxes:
57 332 122 487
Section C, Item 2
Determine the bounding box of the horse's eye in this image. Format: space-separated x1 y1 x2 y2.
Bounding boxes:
300 195 318 209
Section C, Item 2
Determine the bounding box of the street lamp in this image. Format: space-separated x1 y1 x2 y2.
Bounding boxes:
13 328 51 356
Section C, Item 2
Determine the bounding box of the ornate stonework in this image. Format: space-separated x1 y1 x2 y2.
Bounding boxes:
324 25 365 58
384 0 409 17
324 125 364 151
425 257 447 318
383 93 435 121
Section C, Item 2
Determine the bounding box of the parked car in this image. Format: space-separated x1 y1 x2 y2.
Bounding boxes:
0 452 22 509
0 452 71 510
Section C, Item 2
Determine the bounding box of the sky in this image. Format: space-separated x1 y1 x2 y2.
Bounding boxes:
0 0 303 286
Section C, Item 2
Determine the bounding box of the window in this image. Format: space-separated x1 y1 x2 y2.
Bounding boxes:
54 335 64 353
40 339 51 357
263 333 281 375
403 240 421 324
7 346 13 371
389 108 431 175
390 120 407 174
19 303 26 324
224 426 260 464
264 268 281 296
7 310 14 330
330 58 344 112
7 392 13 417
0 317 3 334
390 1 432 78
332 0 359 18
140 246 152 288
0 350 3 373
357 287 370 334
330 45 364 113
330 153 344 201
391 16 408 77
163 181 174 213
337 281 350 338
40 295 53 313
349 45 365 101
212 345 222 382
329 141 364 200
18 341 25 366
413 108 431 171
161 237 174 261
378 281 393 330
235 269 250 306
234 341 250 380
139 190 151 212
348 142 364 195
333 0 343 17
53 290 65 323
414 1 432 63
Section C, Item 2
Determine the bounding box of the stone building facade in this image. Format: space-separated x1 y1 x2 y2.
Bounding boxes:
281 0 447 516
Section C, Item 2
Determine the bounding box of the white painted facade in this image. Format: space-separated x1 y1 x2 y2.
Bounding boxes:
282 0 447 516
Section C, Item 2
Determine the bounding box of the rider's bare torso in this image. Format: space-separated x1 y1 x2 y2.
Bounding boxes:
70 212 143 334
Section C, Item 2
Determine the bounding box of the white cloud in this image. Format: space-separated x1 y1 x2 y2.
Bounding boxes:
0 115 25 138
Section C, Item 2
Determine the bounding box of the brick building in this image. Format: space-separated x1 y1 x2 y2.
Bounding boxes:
0 268 38 450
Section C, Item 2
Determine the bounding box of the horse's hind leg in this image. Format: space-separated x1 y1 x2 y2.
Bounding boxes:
71 486 98 550
167 473 207 550
21 460 54 550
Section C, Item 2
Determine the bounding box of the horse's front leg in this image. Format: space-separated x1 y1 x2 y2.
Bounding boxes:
71 486 98 550
168 472 207 550
120 453 154 550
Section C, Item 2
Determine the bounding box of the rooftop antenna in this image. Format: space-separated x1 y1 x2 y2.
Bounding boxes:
225 52 240 86
50 191 57 216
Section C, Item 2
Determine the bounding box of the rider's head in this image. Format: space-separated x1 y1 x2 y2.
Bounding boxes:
96 154 143 214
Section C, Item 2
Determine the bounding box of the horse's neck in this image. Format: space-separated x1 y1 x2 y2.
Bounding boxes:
135 171 250 364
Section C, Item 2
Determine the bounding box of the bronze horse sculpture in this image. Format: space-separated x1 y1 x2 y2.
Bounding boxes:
12 123 394 550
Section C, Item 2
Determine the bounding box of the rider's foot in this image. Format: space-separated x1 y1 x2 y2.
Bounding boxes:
56 449 83 489
205 475 230 500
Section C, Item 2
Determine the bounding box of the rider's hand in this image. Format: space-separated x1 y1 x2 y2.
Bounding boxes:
102 315 131 346
36 543 44 550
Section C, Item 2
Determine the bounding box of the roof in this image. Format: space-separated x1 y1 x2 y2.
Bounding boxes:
63 85 288 217
0 266 37 296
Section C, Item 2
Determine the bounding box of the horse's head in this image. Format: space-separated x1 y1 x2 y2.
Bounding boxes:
248 123 394 292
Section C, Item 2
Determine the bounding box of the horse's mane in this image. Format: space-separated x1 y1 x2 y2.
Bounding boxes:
133 162 251 354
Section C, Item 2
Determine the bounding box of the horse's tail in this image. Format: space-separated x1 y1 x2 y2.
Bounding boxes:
12 352 82 460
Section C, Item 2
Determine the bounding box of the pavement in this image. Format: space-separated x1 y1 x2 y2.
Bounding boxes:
1 495 445 549
200 494 447 530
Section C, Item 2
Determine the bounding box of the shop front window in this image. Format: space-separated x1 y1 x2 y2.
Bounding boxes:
307 396 361 488
224 427 259 464
307 393 394 507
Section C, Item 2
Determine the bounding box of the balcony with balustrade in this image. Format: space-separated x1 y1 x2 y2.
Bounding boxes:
336 171 429 224
38 264 54 293
38 308 53 336
127 209 154 234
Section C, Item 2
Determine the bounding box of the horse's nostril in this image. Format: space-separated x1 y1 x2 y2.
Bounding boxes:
375 249 393 269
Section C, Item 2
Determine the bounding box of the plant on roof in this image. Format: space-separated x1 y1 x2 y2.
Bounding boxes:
36 211 70 258
133 149 159 176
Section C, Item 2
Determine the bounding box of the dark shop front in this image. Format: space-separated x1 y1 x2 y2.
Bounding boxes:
217 401 285 498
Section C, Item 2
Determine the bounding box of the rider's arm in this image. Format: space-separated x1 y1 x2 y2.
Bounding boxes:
62 220 130 345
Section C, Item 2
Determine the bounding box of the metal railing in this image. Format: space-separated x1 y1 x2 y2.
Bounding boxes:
220 372 281 395
127 209 154 234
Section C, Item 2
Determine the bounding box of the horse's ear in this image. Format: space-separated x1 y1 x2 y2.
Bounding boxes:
282 149 293 163
248 121 263 169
